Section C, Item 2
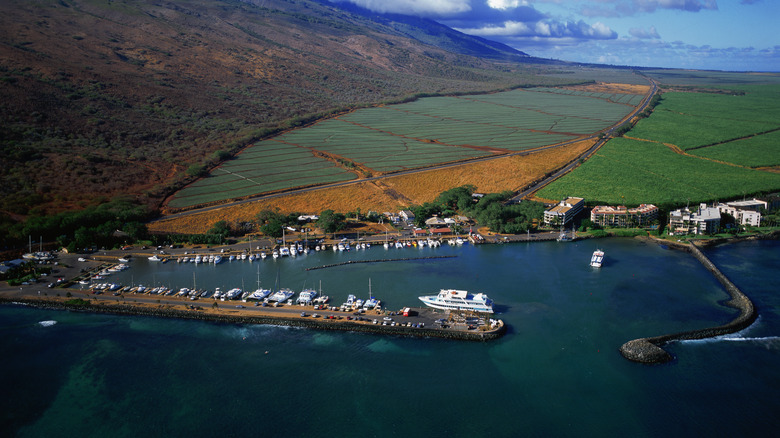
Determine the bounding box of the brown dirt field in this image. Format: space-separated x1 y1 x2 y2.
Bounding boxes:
149 140 596 235
567 82 651 95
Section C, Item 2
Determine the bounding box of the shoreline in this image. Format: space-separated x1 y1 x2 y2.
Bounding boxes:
618 235 767 364
3 230 778 353
0 294 506 342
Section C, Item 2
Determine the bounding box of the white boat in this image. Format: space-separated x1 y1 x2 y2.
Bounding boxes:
590 249 605 268
343 294 356 309
363 297 379 310
246 288 271 301
118 257 130 263
194 255 202 264
418 289 494 313
279 247 290 257
260 252 267 259
213 255 222 264
148 255 162 262
223 288 243 300
272 250 279 259
268 288 295 303
296 288 318 305
363 278 379 310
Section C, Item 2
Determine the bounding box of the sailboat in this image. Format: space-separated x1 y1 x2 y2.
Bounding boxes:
363 278 380 310
267 269 294 303
246 266 271 302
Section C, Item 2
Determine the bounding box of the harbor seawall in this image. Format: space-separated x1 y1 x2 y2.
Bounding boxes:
619 241 757 364
0 297 506 342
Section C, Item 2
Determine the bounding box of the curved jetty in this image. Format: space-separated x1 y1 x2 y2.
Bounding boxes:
620 241 756 364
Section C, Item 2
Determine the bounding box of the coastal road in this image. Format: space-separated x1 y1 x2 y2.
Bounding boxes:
154 77 658 221
510 77 658 203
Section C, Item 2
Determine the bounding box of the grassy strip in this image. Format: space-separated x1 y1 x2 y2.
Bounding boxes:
535 137 780 206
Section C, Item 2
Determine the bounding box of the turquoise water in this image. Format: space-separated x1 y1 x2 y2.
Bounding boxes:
2 239 779 437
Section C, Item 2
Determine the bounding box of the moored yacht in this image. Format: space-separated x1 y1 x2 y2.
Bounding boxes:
268 288 295 303
296 288 318 305
245 288 271 301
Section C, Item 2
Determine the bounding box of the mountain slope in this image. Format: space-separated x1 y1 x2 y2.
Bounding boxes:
323 0 530 61
0 0 562 217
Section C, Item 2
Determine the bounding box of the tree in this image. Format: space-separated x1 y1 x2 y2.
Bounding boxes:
317 209 345 234
208 220 231 237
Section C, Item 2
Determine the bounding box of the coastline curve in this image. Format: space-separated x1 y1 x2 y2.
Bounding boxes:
620 240 757 364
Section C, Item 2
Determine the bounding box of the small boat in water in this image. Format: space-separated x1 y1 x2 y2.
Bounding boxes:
590 249 604 268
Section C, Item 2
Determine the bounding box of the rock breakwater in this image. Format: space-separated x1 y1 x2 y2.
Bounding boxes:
620 241 757 364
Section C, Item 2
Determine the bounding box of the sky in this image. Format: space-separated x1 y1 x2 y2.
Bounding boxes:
332 0 779 72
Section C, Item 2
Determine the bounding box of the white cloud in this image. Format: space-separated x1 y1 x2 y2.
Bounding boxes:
526 37 778 71
333 0 471 16
581 0 719 17
487 0 527 9
629 26 661 39
456 19 616 40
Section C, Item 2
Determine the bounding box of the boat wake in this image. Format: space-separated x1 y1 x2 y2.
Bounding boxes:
38 320 57 327
680 335 780 349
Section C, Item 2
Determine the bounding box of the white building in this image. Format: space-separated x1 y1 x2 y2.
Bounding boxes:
590 204 659 227
669 203 721 235
717 203 762 227
544 197 584 225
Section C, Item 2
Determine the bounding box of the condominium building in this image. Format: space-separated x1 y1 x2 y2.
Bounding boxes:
717 202 762 227
590 204 659 227
669 203 721 235
544 197 584 225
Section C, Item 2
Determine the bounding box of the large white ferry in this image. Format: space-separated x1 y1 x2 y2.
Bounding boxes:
418 289 494 313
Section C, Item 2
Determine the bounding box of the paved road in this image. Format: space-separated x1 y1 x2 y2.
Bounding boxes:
510 77 659 203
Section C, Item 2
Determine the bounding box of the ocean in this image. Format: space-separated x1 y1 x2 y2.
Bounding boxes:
2 238 779 437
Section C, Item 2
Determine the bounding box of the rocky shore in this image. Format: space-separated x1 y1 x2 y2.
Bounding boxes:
619 239 758 364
